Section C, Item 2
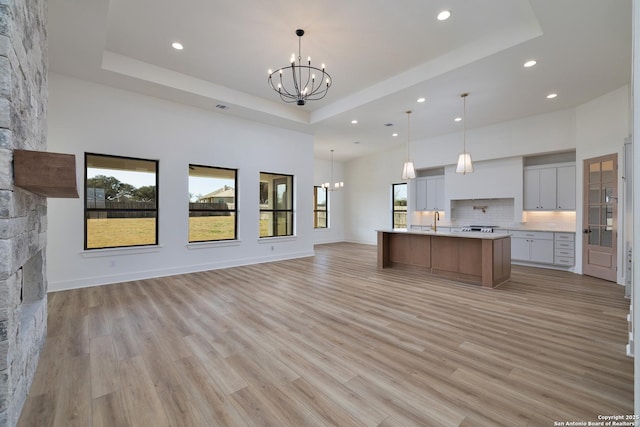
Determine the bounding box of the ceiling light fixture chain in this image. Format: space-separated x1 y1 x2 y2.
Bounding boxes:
268 29 332 106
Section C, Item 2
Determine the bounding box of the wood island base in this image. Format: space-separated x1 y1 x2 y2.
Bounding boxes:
377 230 511 288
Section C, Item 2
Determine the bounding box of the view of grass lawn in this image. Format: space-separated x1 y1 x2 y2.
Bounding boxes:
189 216 235 242
87 217 240 248
86 218 157 248
87 215 288 248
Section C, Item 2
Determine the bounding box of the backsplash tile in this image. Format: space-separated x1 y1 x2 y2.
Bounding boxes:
450 198 515 225
521 211 577 230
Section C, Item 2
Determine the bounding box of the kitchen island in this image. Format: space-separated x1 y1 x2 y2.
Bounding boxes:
377 229 511 288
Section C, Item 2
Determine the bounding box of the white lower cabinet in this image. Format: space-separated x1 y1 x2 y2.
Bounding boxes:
510 230 576 268
510 231 554 264
554 232 575 266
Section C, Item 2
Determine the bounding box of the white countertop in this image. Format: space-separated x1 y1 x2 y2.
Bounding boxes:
378 228 510 240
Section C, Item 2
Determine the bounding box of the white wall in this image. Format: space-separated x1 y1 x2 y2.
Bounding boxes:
345 147 405 244
634 0 640 414
313 158 346 243
444 157 524 222
47 73 315 291
575 85 631 280
411 108 576 169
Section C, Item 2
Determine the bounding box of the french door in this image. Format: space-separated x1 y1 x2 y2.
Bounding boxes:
582 154 617 282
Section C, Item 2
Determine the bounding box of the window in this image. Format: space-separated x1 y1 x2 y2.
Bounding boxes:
313 186 328 228
392 183 407 228
85 153 158 249
259 172 293 237
188 165 237 242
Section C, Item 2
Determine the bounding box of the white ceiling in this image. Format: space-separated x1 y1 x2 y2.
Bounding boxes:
48 0 631 161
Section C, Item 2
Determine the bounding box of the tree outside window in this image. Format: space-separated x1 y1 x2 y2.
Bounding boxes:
85 153 158 249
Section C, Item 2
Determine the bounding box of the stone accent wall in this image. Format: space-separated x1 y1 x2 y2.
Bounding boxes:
0 0 48 426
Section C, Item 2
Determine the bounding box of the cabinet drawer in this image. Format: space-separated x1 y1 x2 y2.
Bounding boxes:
509 230 553 240
555 256 575 266
555 241 575 250
555 249 575 257
555 233 575 242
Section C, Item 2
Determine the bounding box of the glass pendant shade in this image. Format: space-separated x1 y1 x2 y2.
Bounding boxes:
456 153 473 174
402 161 416 180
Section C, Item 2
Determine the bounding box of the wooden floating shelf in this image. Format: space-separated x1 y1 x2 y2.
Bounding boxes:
13 149 79 198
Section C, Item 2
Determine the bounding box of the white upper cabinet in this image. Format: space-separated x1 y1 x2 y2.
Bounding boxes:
415 176 444 211
556 165 576 210
524 163 575 211
415 178 428 211
426 177 445 211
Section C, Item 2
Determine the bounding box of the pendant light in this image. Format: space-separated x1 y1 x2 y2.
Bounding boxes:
321 149 343 191
456 93 474 174
401 110 416 180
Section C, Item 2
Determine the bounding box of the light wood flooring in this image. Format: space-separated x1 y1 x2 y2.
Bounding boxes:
19 242 633 426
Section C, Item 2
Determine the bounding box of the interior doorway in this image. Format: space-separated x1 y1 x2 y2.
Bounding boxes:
582 154 618 282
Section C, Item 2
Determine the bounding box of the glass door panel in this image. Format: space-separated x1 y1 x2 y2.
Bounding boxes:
582 154 617 281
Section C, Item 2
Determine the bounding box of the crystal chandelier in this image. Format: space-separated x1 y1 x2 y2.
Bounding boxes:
268 29 332 106
321 149 343 191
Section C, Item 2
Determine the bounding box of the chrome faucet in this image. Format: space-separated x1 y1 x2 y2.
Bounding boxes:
432 209 440 232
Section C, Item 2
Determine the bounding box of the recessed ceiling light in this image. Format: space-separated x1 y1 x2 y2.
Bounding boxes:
417 97 426 103
392 133 399 137
547 93 558 99
523 60 537 68
437 10 451 21
454 117 462 122
171 42 184 50
351 119 358 124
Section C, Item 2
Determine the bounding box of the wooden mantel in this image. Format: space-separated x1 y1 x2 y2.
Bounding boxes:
13 149 79 198
377 229 511 288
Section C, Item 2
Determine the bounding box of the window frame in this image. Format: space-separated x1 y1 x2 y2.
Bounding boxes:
313 185 328 229
188 164 238 243
392 182 408 229
84 152 159 250
259 172 294 238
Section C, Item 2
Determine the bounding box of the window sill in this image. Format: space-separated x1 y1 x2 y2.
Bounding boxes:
81 245 163 258
257 236 297 244
186 240 242 250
